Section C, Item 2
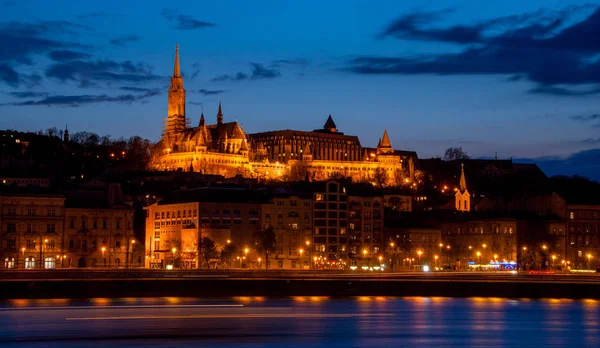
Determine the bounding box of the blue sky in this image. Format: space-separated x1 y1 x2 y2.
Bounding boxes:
1 0 599 175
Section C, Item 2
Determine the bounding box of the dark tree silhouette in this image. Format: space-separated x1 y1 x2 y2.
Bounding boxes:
252 226 276 269
443 147 470 161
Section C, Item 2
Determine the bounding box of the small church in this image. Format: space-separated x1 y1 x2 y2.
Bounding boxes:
455 163 470 212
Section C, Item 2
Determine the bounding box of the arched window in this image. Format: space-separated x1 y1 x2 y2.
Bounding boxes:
115 258 121 267
25 257 35 269
4 257 15 269
44 257 56 269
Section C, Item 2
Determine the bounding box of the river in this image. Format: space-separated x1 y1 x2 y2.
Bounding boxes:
1 296 598 347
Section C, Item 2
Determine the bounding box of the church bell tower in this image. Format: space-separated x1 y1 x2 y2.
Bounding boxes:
165 44 186 141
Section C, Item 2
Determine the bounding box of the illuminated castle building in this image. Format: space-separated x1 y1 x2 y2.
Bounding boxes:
153 46 417 184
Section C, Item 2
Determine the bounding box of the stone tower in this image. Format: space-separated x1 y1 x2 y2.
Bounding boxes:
166 44 186 140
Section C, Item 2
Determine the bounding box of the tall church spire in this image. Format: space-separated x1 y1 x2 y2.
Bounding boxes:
459 163 468 192
173 44 181 77
217 101 223 125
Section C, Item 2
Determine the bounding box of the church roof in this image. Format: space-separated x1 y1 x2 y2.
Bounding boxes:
323 114 337 130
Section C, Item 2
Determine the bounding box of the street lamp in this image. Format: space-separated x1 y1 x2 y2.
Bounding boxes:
258 257 262 269
542 245 547 251
101 247 106 267
493 254 498 262
378 255 383 265
306 241 311 270
226 239 231 245
434 255 438 268
551 255 556 267
587 253 593 270
476 251 481 265
417 250 422 264
482 243 487 259
172 247 177 267
299 248 304 258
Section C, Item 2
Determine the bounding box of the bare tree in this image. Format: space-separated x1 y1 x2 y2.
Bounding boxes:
373 167 388 188
443 147 470 161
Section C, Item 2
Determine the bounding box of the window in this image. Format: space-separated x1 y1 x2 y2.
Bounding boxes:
291 223 298 230
570 211 574 220
27 208 36 216
92 240 97 249
26 239 36 250
509 227 513 234
115 241 121 248
155 212 160 220
154 241 160 251
25 257 35 269
290 200 297 207
47 224 55 233
116 219 121 229
48 208 56 216
70 220 75 228
315 193 324 201
47 240 55 249
6 239 16 249
69 239 74 249
26 223 34 233
276 201 284 206
6 223 16 233
7 208 16 216
234 209 241 216
44 257 56 269
4 257 15 269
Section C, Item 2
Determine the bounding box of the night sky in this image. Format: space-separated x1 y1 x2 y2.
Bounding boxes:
1 1 599 179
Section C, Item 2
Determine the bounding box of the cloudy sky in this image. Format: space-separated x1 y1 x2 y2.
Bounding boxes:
1 0 599 176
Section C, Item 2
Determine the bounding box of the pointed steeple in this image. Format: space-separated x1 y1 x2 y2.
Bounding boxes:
323 114 337 132
303 142 311 154
63 124 69 143
199 112 205 127
217 101 223 125
459 163 468 192
380 129 392 148
173 44 181 77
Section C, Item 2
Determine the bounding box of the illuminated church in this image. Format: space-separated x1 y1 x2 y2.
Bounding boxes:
153 45 417 184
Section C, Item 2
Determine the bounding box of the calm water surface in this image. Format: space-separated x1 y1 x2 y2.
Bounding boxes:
1 297 599 347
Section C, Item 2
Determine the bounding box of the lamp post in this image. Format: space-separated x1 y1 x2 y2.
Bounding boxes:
299 248 304 269
417 250 422 264
127 239 135 269
482 244 487 260
434 255 438 268
468 246 473 260
476 251 481 266
389 242 395 271
378 255 383 266
20 247 25 269
305 241 311 269
258 257 262 269
446 245 451 264
172 247 177 268
587 253 592 270
101 247 106 267
244 248 249 268
551 255 556 267
363 249 368 267
41 239 48 269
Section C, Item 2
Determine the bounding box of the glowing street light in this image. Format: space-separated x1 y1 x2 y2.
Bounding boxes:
476 251 481 264
434 255 439 267
21 247 25 256
299 248 304 257
587 253 593 270
363 249 368 259
551 254 557 267
226 239 231 245
172 247 177 267
417 250 422 263
390 242 395 248
378 255 383 264
493 254 498 262
542 245 548 251
244 248 249 257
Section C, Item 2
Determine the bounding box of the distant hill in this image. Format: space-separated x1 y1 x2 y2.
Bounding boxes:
514 149 600 183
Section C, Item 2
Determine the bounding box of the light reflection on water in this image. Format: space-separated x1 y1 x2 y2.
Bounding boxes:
1 296 599 347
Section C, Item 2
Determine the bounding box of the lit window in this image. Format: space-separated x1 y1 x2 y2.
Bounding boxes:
25 257 35 269
44 257 56 269
4 257 15 269
315 194 324 201
570 212 574 220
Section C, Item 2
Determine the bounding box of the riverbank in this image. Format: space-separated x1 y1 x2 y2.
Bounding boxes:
1 270 599 299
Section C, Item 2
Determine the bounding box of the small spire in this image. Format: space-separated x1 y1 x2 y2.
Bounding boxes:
323 114 337 132
173 44 181 77
380 129 392 148
217 100 223 125
199 112 205 127
459 163 468 192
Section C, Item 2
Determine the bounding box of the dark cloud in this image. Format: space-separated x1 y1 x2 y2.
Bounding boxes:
198 88 226 95
48 50 90 62
189 62 201 80
271 58 311 68
161 9 216 30
119 86 157 93
517 149 600 182
570 114 600 122
530 86 600 96
4 89 159 107
189 101 203 105
109 35 141 47
349 6 600 94
0 64 41 87
581 137 600 145
7 91 50 98
211 63 281 82
45 59 161 87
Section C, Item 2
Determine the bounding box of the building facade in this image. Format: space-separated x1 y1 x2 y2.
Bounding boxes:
151 45 417 185
1 192 65 269
566 204 599 269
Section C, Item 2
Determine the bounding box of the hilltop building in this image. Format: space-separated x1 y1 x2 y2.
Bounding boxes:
152 45 417 185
